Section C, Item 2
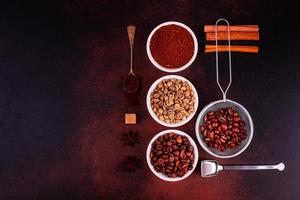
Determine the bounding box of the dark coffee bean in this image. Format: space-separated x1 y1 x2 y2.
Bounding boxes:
208 131 214 139
208 111 214 116
221 124 228 131
233 122 239 127
218 116 226 122
203 129 207 137
232 127 240 133
168 156 174 162
212 122 219 127
212 118 218 122
200 125 205 132
174 150 179 156
186 151 192 157
181 163 189 169
220 138 226 143
233 117 241 122
189 155 193 162
204 115 208 122
176 136 182 144
172 145 178 150
180 150 186 159
208 115 215 120
229 143 236 148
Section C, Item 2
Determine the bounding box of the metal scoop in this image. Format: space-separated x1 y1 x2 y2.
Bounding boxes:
201 160 285 177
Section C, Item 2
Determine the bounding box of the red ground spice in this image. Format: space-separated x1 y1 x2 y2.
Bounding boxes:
150 24 194 69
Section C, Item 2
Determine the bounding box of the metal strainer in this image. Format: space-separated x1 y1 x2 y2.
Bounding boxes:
195 19 254 158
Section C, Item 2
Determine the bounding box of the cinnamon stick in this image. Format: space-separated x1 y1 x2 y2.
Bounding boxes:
204 25 259 33
205 45 259 53
206 31 259 41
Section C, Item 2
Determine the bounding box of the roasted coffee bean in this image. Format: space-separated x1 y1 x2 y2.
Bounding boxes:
180 150 186 159
200 125 205 132
150 132 194 178
199 107 247 152
186 151 192 157
221 124 228 131
234 117 241 122
212 122 219 127
176 135 182 144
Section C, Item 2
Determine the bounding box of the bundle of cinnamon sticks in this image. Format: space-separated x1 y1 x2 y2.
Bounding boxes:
204 25 260 53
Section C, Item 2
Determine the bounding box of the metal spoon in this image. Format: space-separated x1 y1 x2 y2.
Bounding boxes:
201 160 285 177
123 25 139 93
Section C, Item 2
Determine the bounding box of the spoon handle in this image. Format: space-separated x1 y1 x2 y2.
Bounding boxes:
127 25 136 46
222 162 285 171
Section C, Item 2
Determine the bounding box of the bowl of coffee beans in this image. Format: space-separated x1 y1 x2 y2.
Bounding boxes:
146 75 198 127
146 129 199 181
195 99 254 158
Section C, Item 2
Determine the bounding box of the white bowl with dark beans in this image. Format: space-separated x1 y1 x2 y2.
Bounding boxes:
146 75 198 127
146 129 199 182
195 100 254 158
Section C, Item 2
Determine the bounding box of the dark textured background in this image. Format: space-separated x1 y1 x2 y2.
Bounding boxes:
0 1 300 199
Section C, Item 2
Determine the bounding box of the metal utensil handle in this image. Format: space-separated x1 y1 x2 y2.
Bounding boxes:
223 163 285 171
127 25 136 73
215 18 232 101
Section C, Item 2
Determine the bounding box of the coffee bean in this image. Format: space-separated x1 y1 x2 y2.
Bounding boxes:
208 131 214 139
176 136 182 144
186 151 192 157
212 122 219 127
180 150 186 159
233 117 241 122
156 150 163 155
221 124 228 131
168 156 174 162
200 125 205 132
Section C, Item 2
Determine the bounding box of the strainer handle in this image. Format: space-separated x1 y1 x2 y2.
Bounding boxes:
215 18 232 101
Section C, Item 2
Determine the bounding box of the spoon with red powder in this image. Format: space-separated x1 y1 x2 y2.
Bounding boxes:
123 25 139 93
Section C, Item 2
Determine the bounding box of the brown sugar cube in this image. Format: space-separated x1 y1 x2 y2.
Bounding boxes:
125 113 136 124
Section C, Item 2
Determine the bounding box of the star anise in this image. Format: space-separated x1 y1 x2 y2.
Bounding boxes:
120 156 142 173
120 131 140 147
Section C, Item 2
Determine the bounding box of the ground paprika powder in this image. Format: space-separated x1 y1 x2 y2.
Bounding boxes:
150 24 194 69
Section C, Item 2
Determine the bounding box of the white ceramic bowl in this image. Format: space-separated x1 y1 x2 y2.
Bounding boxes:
146 21 198 73
195 99 254 158
146 129 199 182
146 75 199 127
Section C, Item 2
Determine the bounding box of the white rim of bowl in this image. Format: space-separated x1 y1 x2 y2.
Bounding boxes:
195 99 254 158
146 129 199 182
146 21 198 73
146 75 199 127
